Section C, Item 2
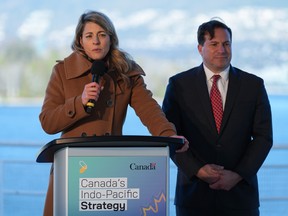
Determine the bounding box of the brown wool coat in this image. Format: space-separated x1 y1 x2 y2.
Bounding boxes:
39 52 176 215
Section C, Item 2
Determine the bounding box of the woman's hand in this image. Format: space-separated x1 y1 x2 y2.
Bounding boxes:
81 82 103 106
171 135 189 153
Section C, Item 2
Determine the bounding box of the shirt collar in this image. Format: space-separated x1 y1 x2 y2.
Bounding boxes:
203 64 230 82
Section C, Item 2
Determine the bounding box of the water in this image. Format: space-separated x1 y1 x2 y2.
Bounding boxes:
0 95 287 216
0 95 287 144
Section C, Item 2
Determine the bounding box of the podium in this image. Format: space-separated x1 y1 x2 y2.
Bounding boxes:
36 136 183 216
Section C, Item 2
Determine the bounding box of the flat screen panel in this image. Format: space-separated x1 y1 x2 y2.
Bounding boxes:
66 147 169 216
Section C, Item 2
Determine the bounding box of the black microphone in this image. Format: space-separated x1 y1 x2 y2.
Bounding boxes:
85 60 107 114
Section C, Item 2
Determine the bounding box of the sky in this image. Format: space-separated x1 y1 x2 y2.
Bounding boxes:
0 0 287 97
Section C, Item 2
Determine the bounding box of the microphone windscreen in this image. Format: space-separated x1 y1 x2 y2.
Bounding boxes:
91 60 107 76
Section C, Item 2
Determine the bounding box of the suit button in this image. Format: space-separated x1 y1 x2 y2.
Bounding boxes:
106 99 113 107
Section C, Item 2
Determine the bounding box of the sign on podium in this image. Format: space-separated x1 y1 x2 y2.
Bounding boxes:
36 136 183 216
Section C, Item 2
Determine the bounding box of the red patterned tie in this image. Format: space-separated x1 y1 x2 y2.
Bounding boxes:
210 75 223 133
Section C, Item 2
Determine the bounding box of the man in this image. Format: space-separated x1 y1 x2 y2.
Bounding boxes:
162 19 273 216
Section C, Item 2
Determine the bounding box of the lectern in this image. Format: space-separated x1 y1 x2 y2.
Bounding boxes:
36 136 183 216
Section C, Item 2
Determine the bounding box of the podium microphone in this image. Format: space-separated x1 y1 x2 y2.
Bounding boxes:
85 60 107 114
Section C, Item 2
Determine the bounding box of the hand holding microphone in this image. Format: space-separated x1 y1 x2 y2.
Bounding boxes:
82 60 107 114
82 82 102 109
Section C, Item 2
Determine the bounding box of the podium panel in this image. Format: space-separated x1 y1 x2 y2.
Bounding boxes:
55 146 169 216
36 136 183 216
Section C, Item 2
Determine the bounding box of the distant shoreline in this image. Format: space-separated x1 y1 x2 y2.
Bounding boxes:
0 97 44 106
1 94 288 106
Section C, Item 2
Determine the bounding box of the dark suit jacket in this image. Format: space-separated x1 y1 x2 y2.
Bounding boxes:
162 64 273 210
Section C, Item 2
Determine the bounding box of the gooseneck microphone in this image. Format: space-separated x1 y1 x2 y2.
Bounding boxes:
85 60 107 114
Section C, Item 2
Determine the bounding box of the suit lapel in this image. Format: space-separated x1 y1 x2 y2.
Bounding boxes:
220 67 241 133
194 65 217 133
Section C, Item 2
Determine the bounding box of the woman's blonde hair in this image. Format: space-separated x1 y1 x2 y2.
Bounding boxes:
72 10 140 82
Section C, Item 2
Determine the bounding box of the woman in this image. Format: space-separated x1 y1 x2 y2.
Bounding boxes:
39 10 188 215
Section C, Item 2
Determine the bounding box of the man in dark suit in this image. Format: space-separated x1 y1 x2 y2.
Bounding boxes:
162 20 273 216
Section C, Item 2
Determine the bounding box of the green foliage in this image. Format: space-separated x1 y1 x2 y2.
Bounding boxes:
0 41 65 98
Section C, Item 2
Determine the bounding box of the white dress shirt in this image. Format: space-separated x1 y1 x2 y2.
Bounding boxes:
203 64 229 109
